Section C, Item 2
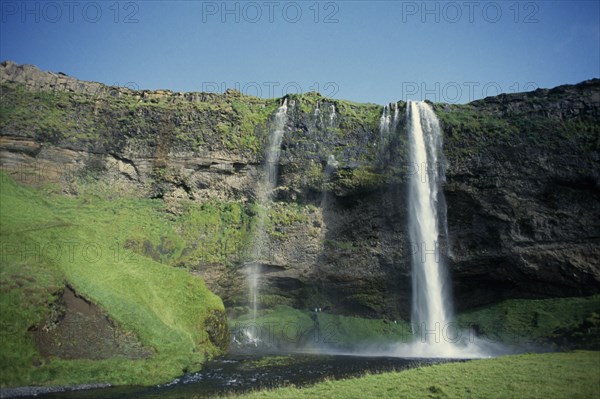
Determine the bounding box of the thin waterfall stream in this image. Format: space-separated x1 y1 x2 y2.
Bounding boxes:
247 99 289 340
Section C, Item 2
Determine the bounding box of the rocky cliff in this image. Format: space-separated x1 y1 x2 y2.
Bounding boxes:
1 60 599 320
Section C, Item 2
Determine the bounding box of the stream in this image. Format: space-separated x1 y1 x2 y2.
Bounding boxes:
27 353 465 398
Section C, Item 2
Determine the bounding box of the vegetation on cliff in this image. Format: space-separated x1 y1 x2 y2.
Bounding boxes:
0 81 279 160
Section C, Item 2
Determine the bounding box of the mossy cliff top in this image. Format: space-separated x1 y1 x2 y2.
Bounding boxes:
2 61 598 199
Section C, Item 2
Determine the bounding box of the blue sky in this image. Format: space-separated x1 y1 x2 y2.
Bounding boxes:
1 1 599 104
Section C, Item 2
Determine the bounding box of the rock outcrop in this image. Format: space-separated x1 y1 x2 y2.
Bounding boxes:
1 60 598 319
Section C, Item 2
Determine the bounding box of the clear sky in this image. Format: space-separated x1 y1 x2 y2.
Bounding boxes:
1 1 599 104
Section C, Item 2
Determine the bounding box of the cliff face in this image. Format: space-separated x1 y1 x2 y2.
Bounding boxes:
1 60 599 319
438 86 600 310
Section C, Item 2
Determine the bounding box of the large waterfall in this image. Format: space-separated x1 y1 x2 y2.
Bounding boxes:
247 99 288 333
406 101 453 353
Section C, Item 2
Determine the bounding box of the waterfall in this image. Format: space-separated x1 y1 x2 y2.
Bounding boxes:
321 154 338 209
379 105 392 157
392 102 400 132
379 105 391 135
325 154 338 174
247 98 288 336
329 104 336 123
406 101 453 350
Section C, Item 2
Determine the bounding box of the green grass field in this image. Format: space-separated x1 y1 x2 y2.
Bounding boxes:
219 351 600 399
0 174 226 387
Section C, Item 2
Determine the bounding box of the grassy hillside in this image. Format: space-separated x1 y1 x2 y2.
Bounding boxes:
0 174 227 387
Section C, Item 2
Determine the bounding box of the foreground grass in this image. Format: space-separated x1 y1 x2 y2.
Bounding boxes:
0 175 225 387
220 351 600 399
